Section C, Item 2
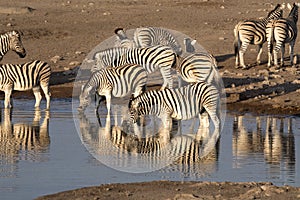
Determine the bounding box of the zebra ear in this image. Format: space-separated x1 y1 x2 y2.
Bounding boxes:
114 27 128 40
287 3 292 10
128 95 134 108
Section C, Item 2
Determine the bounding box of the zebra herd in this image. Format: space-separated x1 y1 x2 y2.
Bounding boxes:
78 26 223 139
0 30 51 110
234 3 300 69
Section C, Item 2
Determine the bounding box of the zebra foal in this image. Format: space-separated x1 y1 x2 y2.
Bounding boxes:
129 82 221 136
0 60 51 109
78 64 148 115
267 3 300 67
234 4 284 69
0 30 26 61
92 45 176 90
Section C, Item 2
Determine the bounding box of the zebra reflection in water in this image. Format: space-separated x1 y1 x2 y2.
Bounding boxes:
0 110 50 177
232 115 295 174
78 108 219 176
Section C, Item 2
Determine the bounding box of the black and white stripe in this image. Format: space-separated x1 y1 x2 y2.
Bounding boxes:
234 4 284 69
267 3 299 67
79 64 148 114
92 45 176 89
115 27 182 55
0 30 26 61
0 60 51 109
177 52 220 86
129 82 220 136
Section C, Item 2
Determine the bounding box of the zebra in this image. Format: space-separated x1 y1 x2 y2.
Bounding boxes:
234 4 284 69
128 82 221 138
114 27 182 55
0 30 26 61
266 3 300 68
78 64 148 115
92 45 176 90
0 60 51 109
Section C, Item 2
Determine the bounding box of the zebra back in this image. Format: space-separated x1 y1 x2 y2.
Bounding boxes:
134 27 182 55
177 52 219 85
102 64 147 98
0 60 51 91
0 30 26 61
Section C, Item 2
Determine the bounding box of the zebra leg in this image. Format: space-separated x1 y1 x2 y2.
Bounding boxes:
4 87 13 108
256 44 263 65
289 41 295 66
159 67 173 90
33 86 42 109
105 93 111 117
273 48 279 67
280 44 285 67
239 42 249 69
41 83 51 110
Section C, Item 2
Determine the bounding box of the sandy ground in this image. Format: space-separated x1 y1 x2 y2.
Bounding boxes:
0 0 300 199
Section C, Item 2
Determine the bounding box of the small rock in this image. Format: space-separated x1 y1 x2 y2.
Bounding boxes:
75 51 84 55
50 55 63 63
103 11 111 15
292 79 300 84
69 61 81 66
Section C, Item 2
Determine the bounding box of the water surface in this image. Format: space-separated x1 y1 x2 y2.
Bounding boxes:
0 99 299 200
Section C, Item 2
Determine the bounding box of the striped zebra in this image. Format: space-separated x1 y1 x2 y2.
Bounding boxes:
128 82 220 137
0 30 26 61
92 45 176 89
114 27 182 55
234 4 284 69
266 3 299 67
0 60 51 109
78 64 148 115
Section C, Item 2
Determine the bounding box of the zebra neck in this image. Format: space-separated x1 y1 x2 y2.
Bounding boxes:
0 34 10 58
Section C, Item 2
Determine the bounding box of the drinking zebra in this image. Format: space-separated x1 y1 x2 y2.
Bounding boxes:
234 4 284 69
78 64 148 115
114 27 182 55
266 3 299 67
92 45 176 90
0 30 26 61
0 60 51 109
128 82 220 136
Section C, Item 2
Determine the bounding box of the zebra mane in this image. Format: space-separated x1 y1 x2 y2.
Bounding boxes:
267 4 281 17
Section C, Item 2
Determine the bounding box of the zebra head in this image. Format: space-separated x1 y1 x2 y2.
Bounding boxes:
287 3 300 23
9 30 26 58
128 96 142 123
78 85 92 112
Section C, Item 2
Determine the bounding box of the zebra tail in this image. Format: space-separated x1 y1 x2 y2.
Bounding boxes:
233 25 240 58
269 24 275 54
